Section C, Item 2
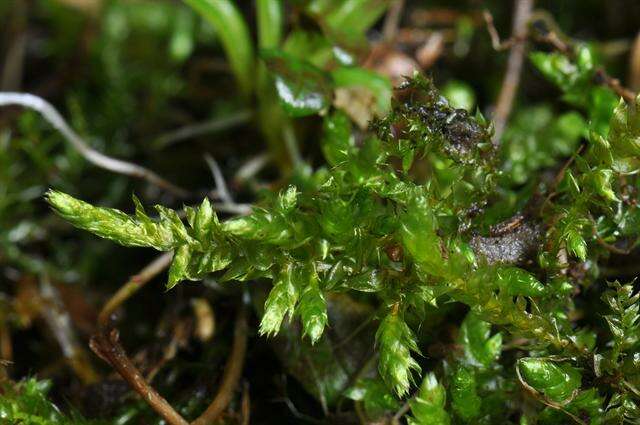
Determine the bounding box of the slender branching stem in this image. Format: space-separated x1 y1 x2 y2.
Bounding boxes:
630 31 640 92
0 93 190 197
94 252 249 425
153 110 252 149
204 154 253 215
192 298 248 425
91 251 188 424
382 0 405 41
90 329 189 425
492 0 534 145
98 252 173 330
40 278 99 384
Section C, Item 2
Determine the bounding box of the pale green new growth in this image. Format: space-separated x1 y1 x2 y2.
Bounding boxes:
46 190 181 250
376 312 421 397
298 271 328 344
259 262 299 337
408 372 450 425
450 367 481 421
47 190 233 289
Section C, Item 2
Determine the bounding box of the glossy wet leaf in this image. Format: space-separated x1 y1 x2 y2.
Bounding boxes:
518 358 582 403
495 267 546 297
261 49 333 116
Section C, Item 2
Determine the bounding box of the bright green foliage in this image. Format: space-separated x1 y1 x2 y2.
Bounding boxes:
400 195 447 279
305 0 392 47
605 393 640 424
45 66 640 423
183 0 254 96
557 208 589 261
331 66 392 114
444 312 504 422
46 190 186 250
376 311 422 396
345 377 400 419
408 373 450 425
502 106 585 185
259 262 300 337
442 80 476 111
538 388 604 424
530 46 617 135
602 281 640 361
261 49 333 117
297 267 328 344
0 379 104 425
518 358 582 403
607 96 640 174
495 267 546 297
261 47 392 119
458 313 502 368
48 76 498 398
321 110 354 166
450 366 481 420
257 0 283 49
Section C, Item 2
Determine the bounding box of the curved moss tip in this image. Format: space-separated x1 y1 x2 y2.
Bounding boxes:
44 188 61 208
44 189 73 214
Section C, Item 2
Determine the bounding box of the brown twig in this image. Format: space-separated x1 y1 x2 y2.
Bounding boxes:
98 252 173 330
94 250 248 425
483 10 518 51
53 0 102 15
0 306 12 381
90 329 189 425
415 32 445 69
391 396 412 424
491 0 535 145
0 295 12 368
630 31 640 92
595 68 636 102
382 0 405 41
595 237 634 255
92 252 188 424
145 319 192 382
240 382 250 425
529 17 636 102
531 27 570 53
40 278 99 384
192 299 248 425
589 215 636 255
1 1 27 91
410 8 479 27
